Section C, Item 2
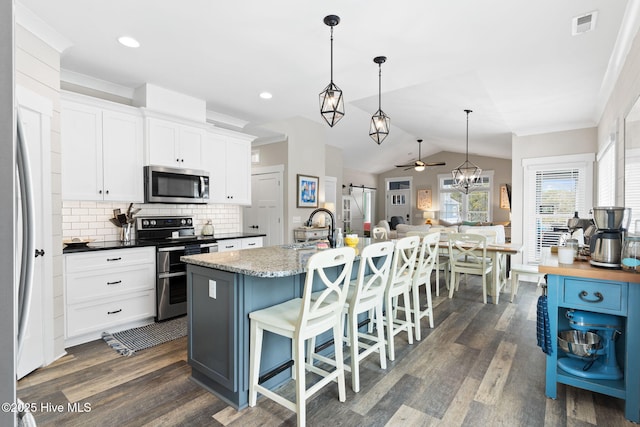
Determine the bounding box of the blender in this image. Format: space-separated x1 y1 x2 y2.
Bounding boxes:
589 207 630 268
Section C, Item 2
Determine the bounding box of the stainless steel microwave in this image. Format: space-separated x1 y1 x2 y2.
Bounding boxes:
144 165 209 204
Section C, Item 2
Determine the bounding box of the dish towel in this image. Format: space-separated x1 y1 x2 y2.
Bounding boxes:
536 295 552 355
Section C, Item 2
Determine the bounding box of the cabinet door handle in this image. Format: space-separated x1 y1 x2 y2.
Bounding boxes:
107 309 122 315
107 257 122 262
107 280 122 285
578 290 604 303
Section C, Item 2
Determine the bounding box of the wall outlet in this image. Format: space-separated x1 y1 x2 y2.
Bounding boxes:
208 280 216 299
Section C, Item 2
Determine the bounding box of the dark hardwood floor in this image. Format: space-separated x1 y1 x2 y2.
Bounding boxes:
18 277 634 426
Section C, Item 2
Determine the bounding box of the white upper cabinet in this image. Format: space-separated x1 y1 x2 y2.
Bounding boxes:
205 129 253 205
61 93 144 202
146 116 205 170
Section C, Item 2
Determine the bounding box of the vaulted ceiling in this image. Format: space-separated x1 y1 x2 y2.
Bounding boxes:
20 0 638 173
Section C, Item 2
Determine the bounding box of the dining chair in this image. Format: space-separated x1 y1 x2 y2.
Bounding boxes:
307 241 394 392
372 226 388 240
384 235 419 361
411 232 440 340
248 247 355 426
447 233 493 304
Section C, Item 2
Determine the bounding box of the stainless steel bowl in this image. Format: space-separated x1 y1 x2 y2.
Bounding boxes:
558 330 601 357
592 206 627 230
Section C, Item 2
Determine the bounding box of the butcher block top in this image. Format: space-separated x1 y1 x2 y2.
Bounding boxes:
539 257 640 283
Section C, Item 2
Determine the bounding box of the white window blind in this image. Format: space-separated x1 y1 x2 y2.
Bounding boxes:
523 154 593 263
625 148 640 233
597 141 615 207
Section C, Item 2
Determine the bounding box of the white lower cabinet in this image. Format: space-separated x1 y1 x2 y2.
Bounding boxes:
64 247 156 347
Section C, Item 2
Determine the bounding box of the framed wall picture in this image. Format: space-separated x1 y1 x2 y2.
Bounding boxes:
297 174 319 208
500 184 511 210
417 188 432 210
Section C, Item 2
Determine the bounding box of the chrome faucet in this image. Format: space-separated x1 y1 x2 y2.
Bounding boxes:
306 208 335 248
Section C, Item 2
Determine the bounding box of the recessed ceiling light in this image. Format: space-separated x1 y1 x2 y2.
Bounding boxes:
118 36 140 48
259 92 273 99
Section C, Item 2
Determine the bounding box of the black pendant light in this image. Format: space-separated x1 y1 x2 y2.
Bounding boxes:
319 15 344 127
369 56 390 144
451 109 482 194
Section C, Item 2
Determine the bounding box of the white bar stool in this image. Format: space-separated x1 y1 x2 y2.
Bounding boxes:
510 264 546 302
248 247 355 427
384 235 419 361
411 232 440 340
307 241 394 393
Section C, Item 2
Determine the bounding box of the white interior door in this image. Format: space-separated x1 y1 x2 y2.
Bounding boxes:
244 171 283 246
16 87 53 379
385 189 411 224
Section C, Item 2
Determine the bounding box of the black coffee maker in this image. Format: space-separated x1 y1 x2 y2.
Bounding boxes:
589 207 630 268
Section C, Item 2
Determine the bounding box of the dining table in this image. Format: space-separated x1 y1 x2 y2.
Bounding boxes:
437 239 524 304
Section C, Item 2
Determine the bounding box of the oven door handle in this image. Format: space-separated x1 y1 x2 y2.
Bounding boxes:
158 271 187 279
158 246 186 252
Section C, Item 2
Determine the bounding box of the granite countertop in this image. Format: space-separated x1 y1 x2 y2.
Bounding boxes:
63 232 266 254
182 238 373 278
539 256 640 283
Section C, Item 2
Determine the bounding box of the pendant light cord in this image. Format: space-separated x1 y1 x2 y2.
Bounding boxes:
329 26 334 83
378 64 382 110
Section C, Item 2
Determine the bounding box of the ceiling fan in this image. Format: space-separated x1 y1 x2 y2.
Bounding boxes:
395 139 445 171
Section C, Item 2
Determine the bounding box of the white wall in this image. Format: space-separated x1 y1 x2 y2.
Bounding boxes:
597 20 640 206
15 23 65 359
262 117 337 242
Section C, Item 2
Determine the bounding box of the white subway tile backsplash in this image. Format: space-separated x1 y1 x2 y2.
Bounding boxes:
62 200 242 242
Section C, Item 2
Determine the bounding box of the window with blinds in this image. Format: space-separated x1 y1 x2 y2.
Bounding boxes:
597 141 615 207
523 154 594 263
625 148 640 233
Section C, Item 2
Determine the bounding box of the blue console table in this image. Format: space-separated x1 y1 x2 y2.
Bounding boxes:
541 262 640 423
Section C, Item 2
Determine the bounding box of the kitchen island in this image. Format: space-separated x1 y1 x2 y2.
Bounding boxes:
181 241 368 409
539 260 640 423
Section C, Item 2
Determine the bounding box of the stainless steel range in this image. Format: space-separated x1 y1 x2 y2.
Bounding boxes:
136 216 218 321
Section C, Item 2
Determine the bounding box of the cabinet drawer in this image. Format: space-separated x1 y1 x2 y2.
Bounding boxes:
218 239 240 252
65 247 154 273
561 278 628 315
241 237 263 249
66 290 156 338
66 263 155 304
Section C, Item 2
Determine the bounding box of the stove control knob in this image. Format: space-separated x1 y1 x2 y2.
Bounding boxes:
142 220 149 227
181 219 187 225
187 218 192 225
150 220 156 226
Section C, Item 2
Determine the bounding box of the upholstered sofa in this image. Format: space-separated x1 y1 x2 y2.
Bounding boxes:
375 220 507 243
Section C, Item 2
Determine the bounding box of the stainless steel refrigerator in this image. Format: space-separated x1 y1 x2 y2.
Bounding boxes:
1 2 17 426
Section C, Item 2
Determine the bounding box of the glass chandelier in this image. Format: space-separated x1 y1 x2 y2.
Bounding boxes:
369 56 390 144
319 15 344 127
451 109 482 194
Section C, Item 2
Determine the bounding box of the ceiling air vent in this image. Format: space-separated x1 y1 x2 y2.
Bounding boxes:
572 11 598 35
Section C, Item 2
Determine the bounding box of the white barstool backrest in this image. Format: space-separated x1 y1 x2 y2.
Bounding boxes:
415 232 440 284
298 247 356 338
388 236 420 291
351 241 394 307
